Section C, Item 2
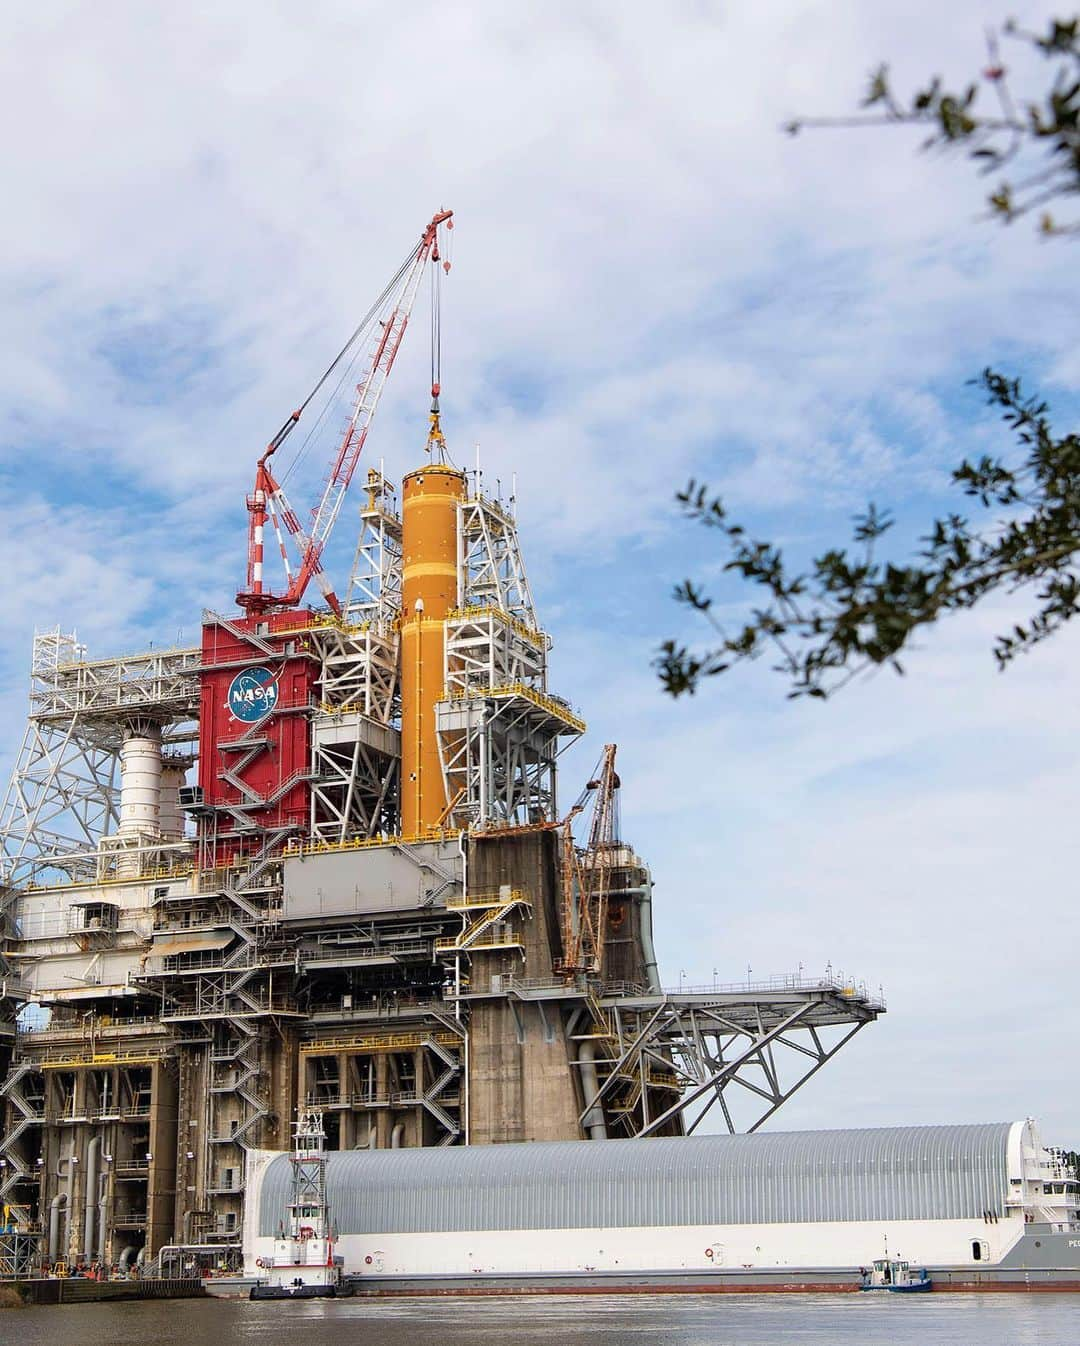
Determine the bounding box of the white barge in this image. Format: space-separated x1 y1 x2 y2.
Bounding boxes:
243 1120 1080 1294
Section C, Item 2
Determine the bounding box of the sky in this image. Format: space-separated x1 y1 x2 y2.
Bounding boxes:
1 1 1078 1137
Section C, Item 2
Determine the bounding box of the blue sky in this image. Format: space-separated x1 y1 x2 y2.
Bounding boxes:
2 1 1079 1138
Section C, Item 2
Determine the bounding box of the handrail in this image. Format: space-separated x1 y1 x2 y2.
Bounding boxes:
446 605 546 647
444 682 585 733
283 828 463 859
23 865 194 895
659 973 886 1008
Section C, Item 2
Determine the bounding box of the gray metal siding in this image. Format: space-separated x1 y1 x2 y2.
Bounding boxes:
257 1124 1013 1236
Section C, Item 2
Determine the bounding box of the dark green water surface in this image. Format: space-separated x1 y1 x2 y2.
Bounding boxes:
4 1292 1080 1345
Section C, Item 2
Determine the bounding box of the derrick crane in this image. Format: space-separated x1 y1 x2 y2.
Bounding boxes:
556 744 621 979
236 209 453 616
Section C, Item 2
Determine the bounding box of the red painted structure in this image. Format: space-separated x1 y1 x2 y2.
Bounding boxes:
197 611 318 869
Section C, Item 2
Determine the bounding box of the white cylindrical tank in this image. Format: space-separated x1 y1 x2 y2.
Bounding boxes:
158 760 187 841
119 722 163 837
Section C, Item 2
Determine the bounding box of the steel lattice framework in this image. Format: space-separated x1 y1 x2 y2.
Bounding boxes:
457 494 536 625
0 629 200 886
434 496 583 830
587 979 886 1138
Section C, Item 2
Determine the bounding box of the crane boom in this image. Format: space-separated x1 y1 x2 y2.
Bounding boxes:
556 744 621 980
236 209 453 615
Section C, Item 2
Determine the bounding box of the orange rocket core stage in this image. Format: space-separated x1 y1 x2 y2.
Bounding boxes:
400 462 466 837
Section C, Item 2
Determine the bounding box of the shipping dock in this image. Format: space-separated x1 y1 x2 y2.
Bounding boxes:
1 210 1067 1297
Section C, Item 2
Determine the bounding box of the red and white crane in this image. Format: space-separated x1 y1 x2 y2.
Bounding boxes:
236 208 453 616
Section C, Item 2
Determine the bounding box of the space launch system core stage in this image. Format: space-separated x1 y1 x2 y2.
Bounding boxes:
0 212 884 1278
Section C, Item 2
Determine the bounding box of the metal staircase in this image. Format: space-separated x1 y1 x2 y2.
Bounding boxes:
435 887 531 953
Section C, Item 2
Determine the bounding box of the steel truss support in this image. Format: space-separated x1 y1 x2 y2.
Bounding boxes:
0 629 199 887
583 984 884 1138
457 495 536 625
312 624 400 727
436 607 582 830
309 735 398 842
300 1027 463 1146
344 472 403 632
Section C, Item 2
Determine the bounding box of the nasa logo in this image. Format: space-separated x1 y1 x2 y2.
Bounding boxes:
227 666 279 723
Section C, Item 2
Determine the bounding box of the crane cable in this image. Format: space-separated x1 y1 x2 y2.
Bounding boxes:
273 239 425 487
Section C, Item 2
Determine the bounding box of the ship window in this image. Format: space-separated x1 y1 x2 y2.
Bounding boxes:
972 1241 983 1261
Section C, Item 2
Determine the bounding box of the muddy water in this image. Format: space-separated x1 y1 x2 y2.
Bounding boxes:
6 1290 1080 1346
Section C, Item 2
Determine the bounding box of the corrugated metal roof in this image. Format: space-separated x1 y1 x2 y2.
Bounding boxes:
257 1123 1014 1236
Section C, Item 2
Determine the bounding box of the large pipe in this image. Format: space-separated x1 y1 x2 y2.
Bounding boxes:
625 872 662 994
97 1174 108 1264
118 1244 137 1273
48 1193 67 1262
391 1123 405 1149
118 721 163 837
83 1136 100 1259
399 463 466 837
578 1039 608 1140
158 761 187 841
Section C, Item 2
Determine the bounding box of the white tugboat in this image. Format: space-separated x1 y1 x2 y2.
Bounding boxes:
858 1258 932 1293
250 1112 347 1299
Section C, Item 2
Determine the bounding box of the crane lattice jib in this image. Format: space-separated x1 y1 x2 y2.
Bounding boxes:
557 743 620 979
237 210 452 616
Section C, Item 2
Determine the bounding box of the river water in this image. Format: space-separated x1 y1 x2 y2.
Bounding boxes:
6 1293 1080 1346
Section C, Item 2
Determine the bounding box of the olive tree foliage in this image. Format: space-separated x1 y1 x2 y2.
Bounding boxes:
658 17 1080 700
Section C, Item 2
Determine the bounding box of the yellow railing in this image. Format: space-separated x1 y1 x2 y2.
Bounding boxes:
300 1030 460 1054
445 888 527 910
444 683 585 734
283 828 463 860
39 1048 168 1069
446 605 545 647
434 931 525 952
316 696 398 719
24 865 194 894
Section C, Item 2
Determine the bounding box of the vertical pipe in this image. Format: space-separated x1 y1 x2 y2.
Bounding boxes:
98 1175 108 1265
636 870 662 994
48 1193 66 1262
83 1136 100 1259
400 464 466 836
578 1040 608 1140
158 762 187 841
391 1123 405 1149
65 1145 75 1259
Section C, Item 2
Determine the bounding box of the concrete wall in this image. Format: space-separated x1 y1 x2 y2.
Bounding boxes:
465 832 582 1145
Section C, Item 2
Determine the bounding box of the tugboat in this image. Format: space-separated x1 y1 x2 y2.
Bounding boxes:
858 1257 932 1293
250 1111 349 1299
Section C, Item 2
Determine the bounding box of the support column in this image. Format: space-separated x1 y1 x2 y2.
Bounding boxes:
118 720 163 837
158 759 187 841
116 718 163 876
